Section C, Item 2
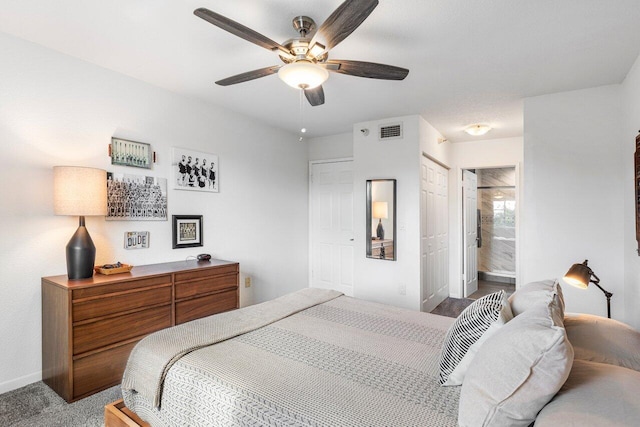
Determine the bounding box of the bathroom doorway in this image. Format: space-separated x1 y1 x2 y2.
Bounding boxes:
463 167 517 299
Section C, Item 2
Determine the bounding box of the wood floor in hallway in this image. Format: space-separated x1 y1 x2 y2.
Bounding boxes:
468 279 515 300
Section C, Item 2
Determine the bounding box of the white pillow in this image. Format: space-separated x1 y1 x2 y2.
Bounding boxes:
438 290 513 386
458 302 573 427
564 313 640 372
509 279 564 320
535 360 640 426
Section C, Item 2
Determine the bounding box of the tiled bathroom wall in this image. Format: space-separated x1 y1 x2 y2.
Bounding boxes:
477 168 516 278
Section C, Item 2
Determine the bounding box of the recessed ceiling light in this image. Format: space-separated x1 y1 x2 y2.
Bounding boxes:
465 124 492 136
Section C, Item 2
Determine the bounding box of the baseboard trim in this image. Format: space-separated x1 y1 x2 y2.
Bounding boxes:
479 271 516 284
0 371 42 395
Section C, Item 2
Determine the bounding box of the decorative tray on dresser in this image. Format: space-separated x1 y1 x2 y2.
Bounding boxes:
42 259 239 402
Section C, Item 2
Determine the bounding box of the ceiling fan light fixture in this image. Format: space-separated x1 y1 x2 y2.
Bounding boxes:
278 61 329 89
465 124 492 136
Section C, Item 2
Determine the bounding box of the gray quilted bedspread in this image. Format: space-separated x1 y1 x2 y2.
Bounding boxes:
122 289 459 426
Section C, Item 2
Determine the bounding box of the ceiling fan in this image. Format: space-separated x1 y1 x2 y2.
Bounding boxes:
194 0 409 107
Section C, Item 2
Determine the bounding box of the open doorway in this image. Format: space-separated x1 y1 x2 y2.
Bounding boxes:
462 167 517 299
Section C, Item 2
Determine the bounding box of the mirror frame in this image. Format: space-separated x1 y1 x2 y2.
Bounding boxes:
366 179 397 261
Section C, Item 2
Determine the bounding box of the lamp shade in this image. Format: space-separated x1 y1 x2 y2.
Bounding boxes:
278 61 329 89
53 166 107 216
372 201 388 219
563 262 591 289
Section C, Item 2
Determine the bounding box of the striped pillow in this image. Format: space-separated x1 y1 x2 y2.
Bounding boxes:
439 290 513 386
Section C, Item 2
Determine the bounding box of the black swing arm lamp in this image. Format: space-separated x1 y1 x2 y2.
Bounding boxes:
563 260 613 318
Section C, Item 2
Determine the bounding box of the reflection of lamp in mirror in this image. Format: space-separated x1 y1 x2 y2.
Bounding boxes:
53 166 107 280
372 201 388 240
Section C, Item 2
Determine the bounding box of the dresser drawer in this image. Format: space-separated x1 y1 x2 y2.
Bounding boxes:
174 264 238 283
73 285 172 321
73 306 171 355
73 341 137 399
72 275 172 300
175 274 237 300
175 288 238 324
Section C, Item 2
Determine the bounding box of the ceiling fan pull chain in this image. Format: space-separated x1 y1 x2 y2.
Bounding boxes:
299 88 306 141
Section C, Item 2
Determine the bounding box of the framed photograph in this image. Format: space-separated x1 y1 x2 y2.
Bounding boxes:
111 137 153 169
124 231 149 249
172 215 203 249
107 172 167 221
172 147 218 192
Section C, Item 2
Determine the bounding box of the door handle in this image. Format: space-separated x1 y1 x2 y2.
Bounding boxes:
350 238 354 241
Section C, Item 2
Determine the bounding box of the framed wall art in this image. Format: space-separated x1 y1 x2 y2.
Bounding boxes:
111 137 153 169
172 215 203 249
107 172 167 221
172 147 218 193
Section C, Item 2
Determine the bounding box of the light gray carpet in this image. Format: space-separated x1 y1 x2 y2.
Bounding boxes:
0 382 121 427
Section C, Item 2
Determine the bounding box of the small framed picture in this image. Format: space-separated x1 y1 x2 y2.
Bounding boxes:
172 215 203 249
124 231 150 249
111 137 153 169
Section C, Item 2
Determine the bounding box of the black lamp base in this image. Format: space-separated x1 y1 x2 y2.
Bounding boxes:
376 219 385 240
66 216 96 280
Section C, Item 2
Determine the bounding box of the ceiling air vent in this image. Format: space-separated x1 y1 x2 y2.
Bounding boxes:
378 123 403 140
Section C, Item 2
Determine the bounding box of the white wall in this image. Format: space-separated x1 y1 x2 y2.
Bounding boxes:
0 33 309 394
522 85 624 320
308 132 353 161
622 53 640 330
352 115 450 311
352 116 420 310
448 137 524 297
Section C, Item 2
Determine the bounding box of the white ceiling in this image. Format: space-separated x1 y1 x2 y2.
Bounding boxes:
1 0 639 141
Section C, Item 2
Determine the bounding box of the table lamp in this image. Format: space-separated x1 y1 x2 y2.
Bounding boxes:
563 259 613 318
372 201 388 240
53 166 107 280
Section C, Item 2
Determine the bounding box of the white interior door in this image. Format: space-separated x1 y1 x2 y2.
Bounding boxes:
421 157 449 312
463 169 478 297
309 161 354 295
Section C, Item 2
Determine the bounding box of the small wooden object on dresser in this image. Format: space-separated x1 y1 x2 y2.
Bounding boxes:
42 259 239 402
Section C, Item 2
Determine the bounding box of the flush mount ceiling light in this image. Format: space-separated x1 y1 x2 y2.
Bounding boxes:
278 61 329 89
464 124 492 136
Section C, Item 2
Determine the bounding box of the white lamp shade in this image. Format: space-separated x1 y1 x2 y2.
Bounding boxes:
372 201 388 219
278 61 329 89
53 166 107 216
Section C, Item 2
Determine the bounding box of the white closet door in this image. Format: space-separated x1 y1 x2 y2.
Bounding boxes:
309 161 354 295
421 157 449 312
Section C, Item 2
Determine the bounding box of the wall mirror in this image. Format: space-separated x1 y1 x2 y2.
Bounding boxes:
366 179 396 260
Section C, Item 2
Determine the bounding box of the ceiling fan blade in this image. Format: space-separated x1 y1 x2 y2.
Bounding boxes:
304 86 325 106
215 65 281 86
326 60 409 80
194 8 291 57
308 0 378 58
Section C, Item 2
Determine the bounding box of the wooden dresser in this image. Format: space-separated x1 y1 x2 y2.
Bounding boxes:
42 259 239 402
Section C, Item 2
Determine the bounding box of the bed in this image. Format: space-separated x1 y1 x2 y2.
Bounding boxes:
109 284 640 427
